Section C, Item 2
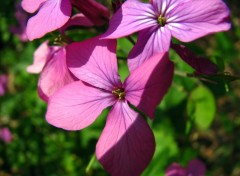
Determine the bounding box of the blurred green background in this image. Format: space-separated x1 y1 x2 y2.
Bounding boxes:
0 0 240 175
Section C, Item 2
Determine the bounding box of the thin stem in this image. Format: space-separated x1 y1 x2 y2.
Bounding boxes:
85 154 96 176
127 36 136 45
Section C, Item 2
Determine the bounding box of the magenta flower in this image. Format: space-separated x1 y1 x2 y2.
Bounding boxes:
0 127 13 143
46 36 174 175
0 75 8 96
166 159 206 176
103 0 230 71
21 0 72 40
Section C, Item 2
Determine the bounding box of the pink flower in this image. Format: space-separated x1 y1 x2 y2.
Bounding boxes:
26 41 76 102
26 41 56 74
21 0 72 40
166 159 206 176
37 47 77 102
0 127 13 143
46 36 174 175
103 0 230 71
0 75 8 96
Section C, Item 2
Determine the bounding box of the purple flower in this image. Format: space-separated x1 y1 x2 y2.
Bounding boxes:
103 0 230 71
166 159 206 176
46 36 174 175
0 127 12 143
21 0 72 40
0 75 8 96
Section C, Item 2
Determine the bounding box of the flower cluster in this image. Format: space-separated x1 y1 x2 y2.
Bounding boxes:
20 0 230 175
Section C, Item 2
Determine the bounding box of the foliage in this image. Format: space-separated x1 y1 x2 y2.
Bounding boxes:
0 0 240 175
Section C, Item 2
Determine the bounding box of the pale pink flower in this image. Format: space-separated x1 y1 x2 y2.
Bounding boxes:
0 127 13 143
21 0 72 40
0 75 8 96
26 41 75 102
166 159 206 176
46 36 174 175
103 0 230 71
37 47 77 102
26 41 56 74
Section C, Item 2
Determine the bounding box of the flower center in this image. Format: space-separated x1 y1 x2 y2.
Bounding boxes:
112 88 126 100
158 15 167 27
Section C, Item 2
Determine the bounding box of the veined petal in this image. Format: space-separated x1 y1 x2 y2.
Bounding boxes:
60 13 94 33
38 48 75 102
128 26 171 72
125 53 174 119
167 0 230 42
150 0 185 16
172 44 218 75
26 0 71 40
46 81 115 130
21 0 47 13
102 0 157 39
67 36 122 91
96 101 155 176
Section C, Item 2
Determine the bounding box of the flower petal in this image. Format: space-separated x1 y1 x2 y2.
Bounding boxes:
59 13 94 33
167 0 230 42
125 52 174 119
71 0 110 26
102 0 157 39
46 81 115 130
26 0 71 40
96 101 155 176
26 41 52 74
67 36 122 91
186 159 206 176
165 163 186 176
21 0 47 13
128 26 171 72
38 48 75 102
150 0 184 16
172 44 218 75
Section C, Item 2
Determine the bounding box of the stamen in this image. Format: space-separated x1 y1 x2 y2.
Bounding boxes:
158 15 167 27
53 34 73 46
112 88 126 100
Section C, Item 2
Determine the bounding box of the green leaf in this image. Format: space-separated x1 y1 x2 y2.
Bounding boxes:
187 86 216 129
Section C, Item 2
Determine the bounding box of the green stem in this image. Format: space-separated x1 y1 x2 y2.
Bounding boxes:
85 154 96 176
